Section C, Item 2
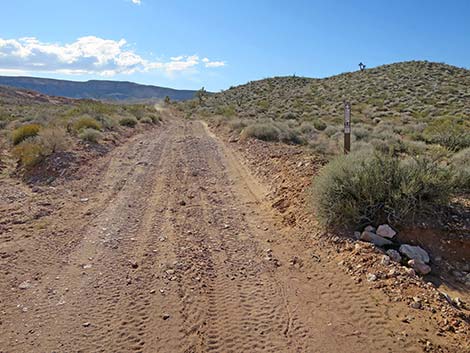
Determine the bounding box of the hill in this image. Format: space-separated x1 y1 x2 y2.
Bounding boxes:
190 61 469 155
0 76 197 102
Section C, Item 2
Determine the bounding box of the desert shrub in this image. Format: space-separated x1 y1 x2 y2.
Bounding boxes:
450 147 470 192
299 122 316 134
313 119 327 131
227 119 247 133
37 127 68 154
311 151 455 227
119 116 138 127
240 123 280 142
403 140 427 156
149 114 162 124
79 128 102 143
324 125 338 137
11 124 41 145
140 117 154 124
353 127 370 141
308 135 338 156
216 105 236 117
370 134 407 155
96 115 118 130
281 112 298 120
73 116 101 132
12 138 45 167
279 128 305 145
423 117 470 151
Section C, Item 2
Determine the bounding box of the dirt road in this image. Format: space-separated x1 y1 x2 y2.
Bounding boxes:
0 118 465 352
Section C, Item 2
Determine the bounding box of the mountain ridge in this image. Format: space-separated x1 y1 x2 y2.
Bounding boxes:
0 76 197 102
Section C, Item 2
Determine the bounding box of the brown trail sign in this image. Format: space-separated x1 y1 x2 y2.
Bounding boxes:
344 102 351 154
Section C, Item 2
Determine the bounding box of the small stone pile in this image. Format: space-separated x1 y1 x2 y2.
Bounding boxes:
356 224 431 275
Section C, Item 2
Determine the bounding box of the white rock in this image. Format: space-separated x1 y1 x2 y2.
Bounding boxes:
18 281 31 290
399 244 430 264
380 255 391 266
376 224 396 239
366 273 377 282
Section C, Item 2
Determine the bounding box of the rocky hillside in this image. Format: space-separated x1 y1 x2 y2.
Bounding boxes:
0 76 197 102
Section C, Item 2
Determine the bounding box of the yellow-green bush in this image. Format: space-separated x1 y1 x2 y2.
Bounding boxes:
11 124 42 145
73 116 102 132
12 139 45 167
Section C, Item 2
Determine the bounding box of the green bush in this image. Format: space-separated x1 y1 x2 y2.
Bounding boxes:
423 117 470 151
11 124 41 145
79 128 102 143
240 123 280 142
311 151 455 227
73 116 101 132
450 147 470 192
313 119 327 131
139 117 153 124
119 116 138 128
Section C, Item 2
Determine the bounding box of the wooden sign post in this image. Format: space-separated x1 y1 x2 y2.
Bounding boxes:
344 102 351 154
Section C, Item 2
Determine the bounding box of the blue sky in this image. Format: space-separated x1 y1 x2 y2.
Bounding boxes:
1 0 469 91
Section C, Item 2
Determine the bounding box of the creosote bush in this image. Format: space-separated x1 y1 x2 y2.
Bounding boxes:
311 151 455 228
11 124 41 145
119 116 138 128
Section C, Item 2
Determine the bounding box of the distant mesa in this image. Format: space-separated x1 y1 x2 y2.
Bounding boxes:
0 76 197 102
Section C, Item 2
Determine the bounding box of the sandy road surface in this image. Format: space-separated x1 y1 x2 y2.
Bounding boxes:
0 118 464 352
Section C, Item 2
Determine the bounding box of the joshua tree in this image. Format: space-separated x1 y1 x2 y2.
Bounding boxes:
196 87 207 105
359 62 366 71
164 96 171 104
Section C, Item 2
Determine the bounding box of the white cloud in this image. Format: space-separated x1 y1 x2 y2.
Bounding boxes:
205 61 226 68
131 0 141 5
0 36 225 77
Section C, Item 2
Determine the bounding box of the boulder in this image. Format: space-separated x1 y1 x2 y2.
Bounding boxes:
399 244 430 264
386 249 402 263
376 224 396 239
360 231 393 247
364 225 376 232
408 259 431 275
